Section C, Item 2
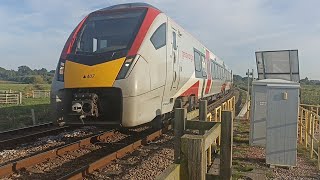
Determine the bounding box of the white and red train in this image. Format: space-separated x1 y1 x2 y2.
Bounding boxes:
50 3 232 127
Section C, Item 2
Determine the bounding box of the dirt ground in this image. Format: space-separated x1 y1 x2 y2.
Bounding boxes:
232 120 320 180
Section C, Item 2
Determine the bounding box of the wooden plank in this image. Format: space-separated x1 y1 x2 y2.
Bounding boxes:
186 120 217 130
181 134 205 180
187 109 199 120
156 164 180 180
220 111 233 180
174 108 186 163
204 123 221 150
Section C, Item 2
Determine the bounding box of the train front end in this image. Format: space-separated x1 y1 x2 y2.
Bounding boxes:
51 5 159 126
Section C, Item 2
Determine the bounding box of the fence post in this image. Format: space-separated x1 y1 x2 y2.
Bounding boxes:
5 93 8 104
199 100 207 135
311 115 315 158
305 111 309 148
174 108 186 163
299 108 303 144
181 135 205 180
220 110 233 180
207 113 212 166
31 109 36 125
233 96 236 118
32 90 35 98
317 107 319 131
318 142 320 170
19 92 22 104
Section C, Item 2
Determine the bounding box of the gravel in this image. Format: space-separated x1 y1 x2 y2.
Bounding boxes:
87 133 174 180
0 126 100 165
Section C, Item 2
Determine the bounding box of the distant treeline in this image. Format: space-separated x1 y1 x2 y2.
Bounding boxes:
0 66 55 84
233 74 319 89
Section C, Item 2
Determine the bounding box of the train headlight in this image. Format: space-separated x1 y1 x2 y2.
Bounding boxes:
116 56 135 79
57 61 65 82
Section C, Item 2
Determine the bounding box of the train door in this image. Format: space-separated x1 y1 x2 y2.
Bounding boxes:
171 27 180 90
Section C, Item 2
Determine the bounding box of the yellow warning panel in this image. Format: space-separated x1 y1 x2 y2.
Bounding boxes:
64 57 125 88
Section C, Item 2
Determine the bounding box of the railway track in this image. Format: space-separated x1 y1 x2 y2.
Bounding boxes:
0 123 70 149
0 90 235 179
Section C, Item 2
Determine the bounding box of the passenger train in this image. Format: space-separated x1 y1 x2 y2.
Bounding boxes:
50 3 232 127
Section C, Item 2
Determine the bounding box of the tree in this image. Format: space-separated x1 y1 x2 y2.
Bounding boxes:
18 66 33 76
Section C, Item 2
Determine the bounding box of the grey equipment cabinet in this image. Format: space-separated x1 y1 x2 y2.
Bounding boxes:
250 79 300 167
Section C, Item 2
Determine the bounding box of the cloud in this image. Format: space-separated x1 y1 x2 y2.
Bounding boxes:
0 0 319 79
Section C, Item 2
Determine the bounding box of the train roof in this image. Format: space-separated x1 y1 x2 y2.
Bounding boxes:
98 3 160 12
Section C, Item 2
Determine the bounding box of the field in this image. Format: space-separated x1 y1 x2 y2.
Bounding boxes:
0 83 51 131
300 85 320 105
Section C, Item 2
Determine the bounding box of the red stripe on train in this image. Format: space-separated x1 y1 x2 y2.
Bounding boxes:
205 79 212 94
128 7 160 56
67 16 88 55
181 81 200 97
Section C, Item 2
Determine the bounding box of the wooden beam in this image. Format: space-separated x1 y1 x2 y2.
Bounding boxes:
187 109 199 120
204 123 221 150
186 120 217 130
156 164 180 180
220 110 233 180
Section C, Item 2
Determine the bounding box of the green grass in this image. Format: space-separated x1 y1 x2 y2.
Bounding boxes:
301 85 320 105
0 83 51 93
0 83 52 131
0 98 51 131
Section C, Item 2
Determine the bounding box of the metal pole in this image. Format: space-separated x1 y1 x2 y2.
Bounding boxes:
247 69 250 100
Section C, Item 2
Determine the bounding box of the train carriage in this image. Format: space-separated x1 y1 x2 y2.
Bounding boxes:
51 3 232 127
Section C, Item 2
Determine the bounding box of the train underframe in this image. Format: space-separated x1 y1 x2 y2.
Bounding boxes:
52 87 229 128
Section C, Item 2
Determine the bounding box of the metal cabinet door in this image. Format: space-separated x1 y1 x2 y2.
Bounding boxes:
266 87 298 166
250 85 267 146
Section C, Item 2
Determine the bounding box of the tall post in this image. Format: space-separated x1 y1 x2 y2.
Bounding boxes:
199 100 207 134
220 110 233 180
174 108 186 163
19 92 22 104
31 109 36 125
305 111 309 148
199 100 208 169
318 142 320 170
246 69 250 101
299 108 303 144
311 114 315 158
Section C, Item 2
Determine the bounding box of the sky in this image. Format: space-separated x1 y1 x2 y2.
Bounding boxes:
0 0 319 79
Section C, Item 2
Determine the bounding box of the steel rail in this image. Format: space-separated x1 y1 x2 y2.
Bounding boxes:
59 126 171 180
0 126 70 147
0 130 115 178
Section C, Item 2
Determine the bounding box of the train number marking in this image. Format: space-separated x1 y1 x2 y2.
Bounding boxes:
83 74 95 79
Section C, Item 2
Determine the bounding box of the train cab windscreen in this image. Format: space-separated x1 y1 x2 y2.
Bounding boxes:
73 9 146 55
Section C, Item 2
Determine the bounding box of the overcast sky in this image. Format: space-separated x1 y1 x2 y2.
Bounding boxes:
0 0 319 79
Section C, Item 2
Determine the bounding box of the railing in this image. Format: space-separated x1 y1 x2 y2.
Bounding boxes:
298 104 320 170
28 90 50 98
157 96 235 180
0 92 22 104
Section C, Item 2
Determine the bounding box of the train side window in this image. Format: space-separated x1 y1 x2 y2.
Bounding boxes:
201 55 207 77
211 61 214 78
173 32 177 50
150 23 166 49
194 51 201 72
